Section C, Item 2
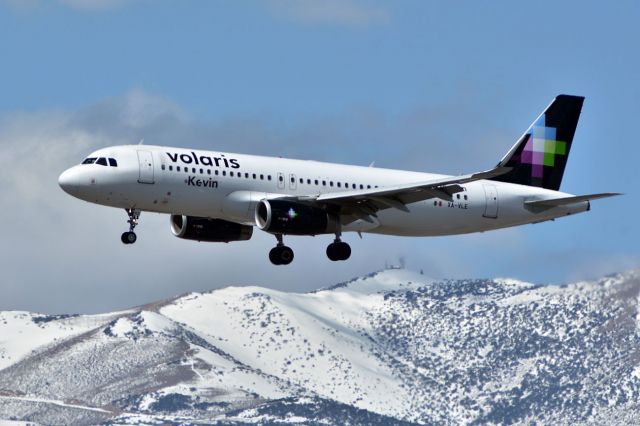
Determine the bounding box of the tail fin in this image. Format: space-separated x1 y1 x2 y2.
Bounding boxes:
490 94 584 190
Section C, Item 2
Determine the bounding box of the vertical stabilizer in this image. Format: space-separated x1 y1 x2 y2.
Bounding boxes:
491 94 584 190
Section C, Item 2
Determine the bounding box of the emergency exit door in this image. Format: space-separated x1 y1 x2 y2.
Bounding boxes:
483 184 498 218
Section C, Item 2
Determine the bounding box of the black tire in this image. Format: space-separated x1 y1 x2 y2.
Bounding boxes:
337 242 351 260
326 243 339 261
269 247 282 265
279 246 294 265
121 231 137 244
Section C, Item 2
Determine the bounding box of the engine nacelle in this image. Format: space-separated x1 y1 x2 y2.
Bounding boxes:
170 215 253 242
255 199 338 235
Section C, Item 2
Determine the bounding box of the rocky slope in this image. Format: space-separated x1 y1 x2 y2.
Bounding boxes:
0 269 639 425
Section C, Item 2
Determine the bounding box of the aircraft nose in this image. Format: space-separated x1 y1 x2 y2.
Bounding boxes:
58 167 80 196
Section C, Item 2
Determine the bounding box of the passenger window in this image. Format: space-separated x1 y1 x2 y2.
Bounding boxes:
315 180 319 185
177 166 181 172
279 175 284 182
82 158 97 165
230 171 234 177
322 180 326 186
108 158 118 167
215 170 219 175
96 157 108 166
192 168 196 173
307 179 311 185
252 173 257 179
268 175 272 181
300 178 303 184
207 169 211 175
245 173 249 178
359 184 364 189
161 165 166 170
260 174 264 180
464 195 468 200
337 182 341 188
200 168 204 174
330 181 334 187
352 184 356 189
367 185 371 189
222 171 226 176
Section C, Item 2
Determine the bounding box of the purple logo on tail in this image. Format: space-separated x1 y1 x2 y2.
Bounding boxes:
518 115 567 178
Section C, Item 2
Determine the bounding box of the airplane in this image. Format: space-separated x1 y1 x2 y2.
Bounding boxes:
58 94 619 265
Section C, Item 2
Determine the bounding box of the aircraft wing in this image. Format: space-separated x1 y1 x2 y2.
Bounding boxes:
285 166 512 222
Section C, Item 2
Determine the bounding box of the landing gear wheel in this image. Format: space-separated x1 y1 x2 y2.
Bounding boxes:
327 241 351 261
269 247 282 265
279 246 294 265
121 208 141 245
269 234 294 265
121 231 137 245
269 245 294 266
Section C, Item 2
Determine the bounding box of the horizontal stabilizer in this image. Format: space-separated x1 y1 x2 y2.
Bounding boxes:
525 192 621 208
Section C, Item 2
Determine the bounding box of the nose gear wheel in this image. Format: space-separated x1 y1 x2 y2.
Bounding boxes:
121 208 140 245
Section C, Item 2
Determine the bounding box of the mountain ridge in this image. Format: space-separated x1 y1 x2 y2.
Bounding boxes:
0 268 639 425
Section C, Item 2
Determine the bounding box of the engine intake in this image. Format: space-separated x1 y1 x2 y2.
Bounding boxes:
170 215 253 242
255 200 338 235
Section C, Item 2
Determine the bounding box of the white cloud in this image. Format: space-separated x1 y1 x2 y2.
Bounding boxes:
268 0 388 27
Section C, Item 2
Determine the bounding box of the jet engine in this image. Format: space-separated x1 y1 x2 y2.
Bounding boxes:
255 199 338 235
170 215 253 242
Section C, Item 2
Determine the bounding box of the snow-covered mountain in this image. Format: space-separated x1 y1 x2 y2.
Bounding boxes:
1 269 639 425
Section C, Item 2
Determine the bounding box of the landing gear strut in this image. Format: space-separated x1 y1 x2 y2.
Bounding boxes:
121 208 140 245
269 234 294 265
326 231 351 262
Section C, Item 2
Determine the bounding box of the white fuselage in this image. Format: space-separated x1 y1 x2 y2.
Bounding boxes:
58 145 589 237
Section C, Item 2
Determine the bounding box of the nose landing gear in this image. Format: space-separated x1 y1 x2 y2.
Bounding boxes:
269 234 294 265
121 208 140 245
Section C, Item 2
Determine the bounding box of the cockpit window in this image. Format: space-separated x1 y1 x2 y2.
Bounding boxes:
82 158 97 165
108 158 118 167
96 157 108 166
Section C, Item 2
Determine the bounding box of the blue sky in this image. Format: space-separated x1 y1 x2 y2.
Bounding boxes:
0 0 638 313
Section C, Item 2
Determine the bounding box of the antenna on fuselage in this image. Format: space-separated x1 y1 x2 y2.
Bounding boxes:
138 138 145 145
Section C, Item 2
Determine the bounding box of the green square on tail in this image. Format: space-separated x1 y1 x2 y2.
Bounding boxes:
544 152 555 166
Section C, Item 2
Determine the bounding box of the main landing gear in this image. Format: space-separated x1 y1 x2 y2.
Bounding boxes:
268 233 351 265
326 234 351 262
269 234 294 265
121 208 140 245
